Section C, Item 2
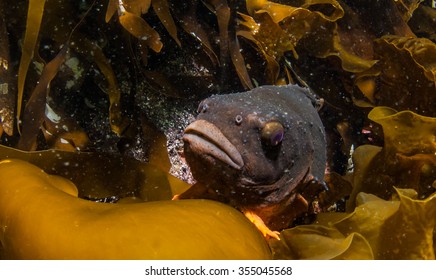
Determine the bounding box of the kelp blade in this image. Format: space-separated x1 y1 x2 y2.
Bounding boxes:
0 159 271 259
16 0 46 132
0 143 172 200
18 44 69 151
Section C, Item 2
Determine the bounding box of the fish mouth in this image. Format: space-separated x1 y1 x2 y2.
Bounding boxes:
183 119 244 170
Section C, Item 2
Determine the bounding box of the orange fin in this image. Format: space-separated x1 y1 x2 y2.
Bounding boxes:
243 210 280 240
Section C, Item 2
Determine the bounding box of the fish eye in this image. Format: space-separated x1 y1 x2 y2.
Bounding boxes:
261 121 284 146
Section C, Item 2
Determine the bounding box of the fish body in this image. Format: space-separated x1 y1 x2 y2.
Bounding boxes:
180 85 326 236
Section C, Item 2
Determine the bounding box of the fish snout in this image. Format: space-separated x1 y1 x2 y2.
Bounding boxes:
183 119 244 170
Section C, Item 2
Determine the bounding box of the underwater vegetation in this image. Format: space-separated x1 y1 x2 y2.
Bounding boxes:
0 159 271 259
0 0 435 259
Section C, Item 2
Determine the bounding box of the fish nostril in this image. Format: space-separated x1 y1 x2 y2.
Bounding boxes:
235 115 243 125
197 101 208 113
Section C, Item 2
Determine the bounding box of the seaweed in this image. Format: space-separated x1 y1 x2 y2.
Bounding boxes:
17 44 69 151
272 189 436 260
355 36 436 117
348 107 436 203
0 0 435 259
0 142 175 200
271 106 436 259
0 2 14 137
16 0 46 133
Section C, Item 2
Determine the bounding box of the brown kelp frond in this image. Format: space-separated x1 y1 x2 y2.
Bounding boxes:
369 107 436 155
153 0 181 46
0 143 172 200
238 0 376 85
271 104 436 259
17 44 69 151
237 12 291 84
348 108 436 201
13 0 130 150
172 1 219 66
355 36 436 116
278 188 436 260
229 35 254 89
246 0 345 22
1 0 435 260
394 0 422 21
107 0 180 52
119 11 163 52
16 0 46 134
0 3 14 137
348 107 436 204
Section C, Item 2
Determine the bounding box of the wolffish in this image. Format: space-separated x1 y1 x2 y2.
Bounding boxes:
178 85 327 239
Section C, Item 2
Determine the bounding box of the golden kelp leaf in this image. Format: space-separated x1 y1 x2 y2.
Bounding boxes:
409 5 436 42
139 119 191 196
347 144 382 210
248 0 299 23
0 159 271 260
301 20 377 73
369 36 436 116
41 102 90 152
229 36 254 89
106 0 152 23
105 0 118 22
144 122 171 173
17 0 46 133
300 0 344 21
239 2 375 85
238 10 304 59
119 11 163 52
152 0 181 46
271 225 373 260
386 36 436 83
168 174 191 197
125 0 152 15
350 108 436 200
378 188 436 259
335 192 400 258
394 153 436 197
245 0 267 15
350 149 436 201
354 66 381 104
237 12 296 83
174 2 219 66
273 189 436 259
368 107 436 155
47 173 79 197
41 129 89 152
342 0 414 37
247 0 344 22
0 143 172 200
204 0 230 78
336 189 436 259
17 45 69 151
284 2 375 73
393 0 422 21
314 212 349 226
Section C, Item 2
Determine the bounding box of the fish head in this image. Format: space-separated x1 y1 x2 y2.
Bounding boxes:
183 85 326 207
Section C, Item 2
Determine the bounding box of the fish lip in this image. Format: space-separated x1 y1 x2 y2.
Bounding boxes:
183 119 244 170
